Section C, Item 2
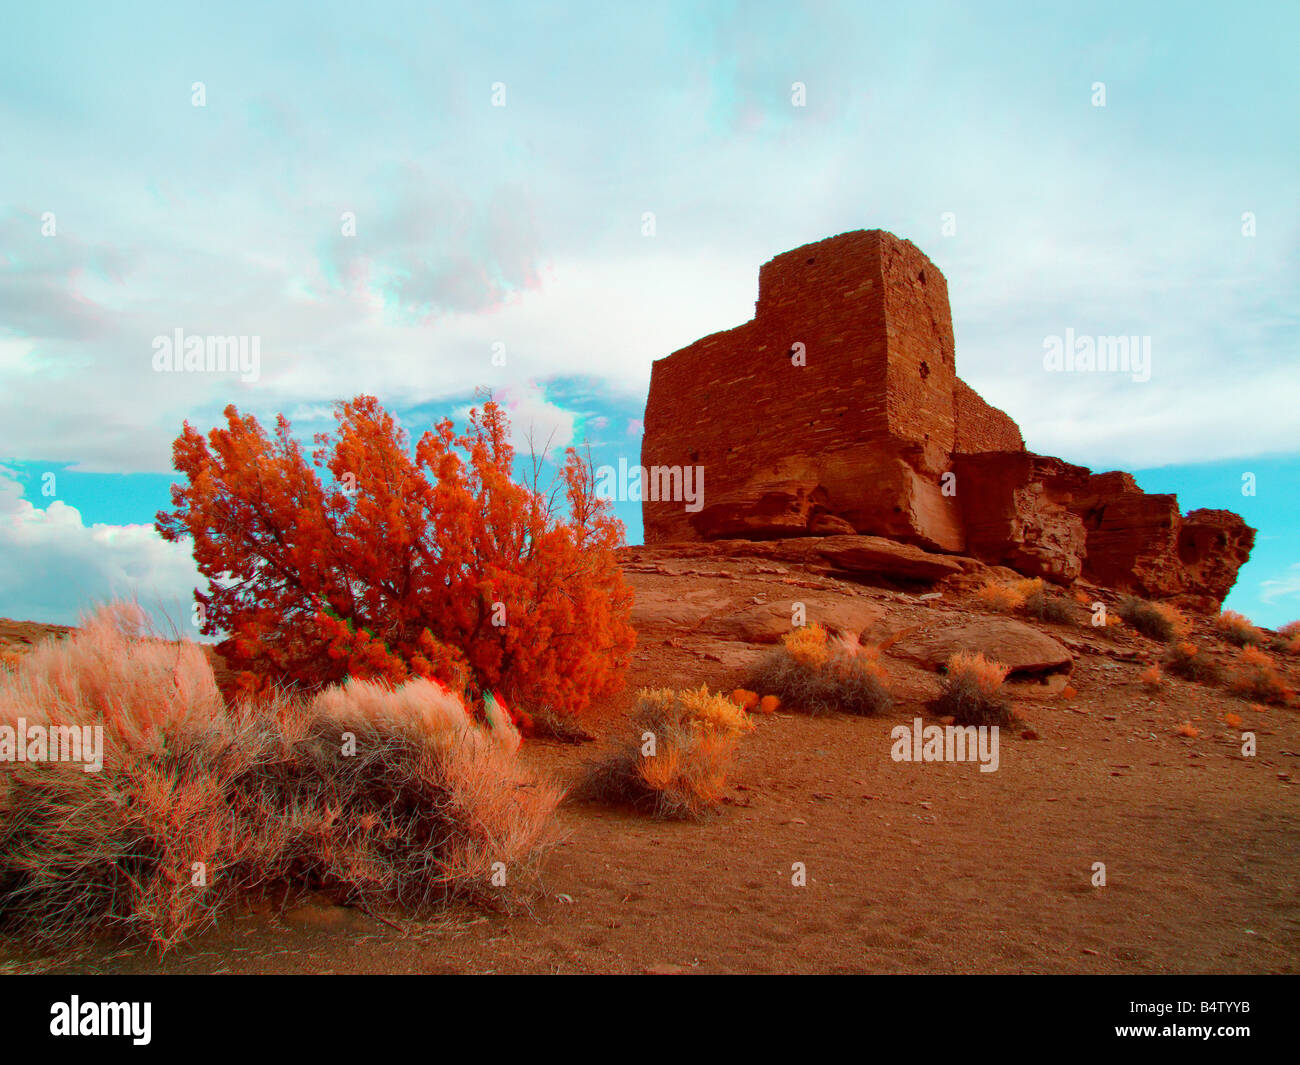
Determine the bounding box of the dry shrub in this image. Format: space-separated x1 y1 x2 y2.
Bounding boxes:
748 625 892 716
1215 610 1265 648
977 578 1071 622
0 605 559 956
1023 588 1074 624
1228 645 1291 706
1268 620 1300 656
576 687 742 820
758 695 780 715
729 689 760 713
520 704 595 745
1138 664 1164 691
1224 712 1244 728
1009 577 1045 599
932 651 1013 727
977 582 1026 613
782 623 832 668
1162 640 1221 684
1176 722 1200 738
1118 597 1189 643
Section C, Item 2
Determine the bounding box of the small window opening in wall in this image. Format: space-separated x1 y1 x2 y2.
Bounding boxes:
919 360 930 380
806 257 816 265
918 269 927 285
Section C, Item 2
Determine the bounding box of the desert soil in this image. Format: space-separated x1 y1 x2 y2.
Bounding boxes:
1 556 1297 975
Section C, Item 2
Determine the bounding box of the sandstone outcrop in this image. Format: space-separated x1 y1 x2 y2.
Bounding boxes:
891 618 1074 676
622 535 972 584
640 229 1254 609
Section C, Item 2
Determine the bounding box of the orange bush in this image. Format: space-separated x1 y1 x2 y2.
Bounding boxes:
934 651 1013 727
977 582 1025 613
758 694 780 715
1215 610 1264 647
750 625 892 716
1118 597 1189 641
1138 664 1163 691
156 396 635 721
1163 640 1220 684
946 651 1010 696
729 688 760 712
577 687 741 819
782 624 831 668
1229 645 1291 706
1176 722 1199 738
1273 621 1300 655
1223 712 1243 728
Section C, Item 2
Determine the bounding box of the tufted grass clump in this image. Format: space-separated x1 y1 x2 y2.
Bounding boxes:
1162 640 1221 685
1214 610 1265 648
976 578 1040 613
1268 621 1300 656
0 604 560 957
575 687 746 820
931 651 1014 728
1117 597 1189 643
1228 646 1291 706
747 624 892 717
1023 588 1074 624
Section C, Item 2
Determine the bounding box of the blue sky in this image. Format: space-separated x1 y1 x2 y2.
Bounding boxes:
0 0 1296 630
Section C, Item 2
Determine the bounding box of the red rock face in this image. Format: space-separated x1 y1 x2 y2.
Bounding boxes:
641 229 1255 608
953 452 1091 583
1070 478 1256 608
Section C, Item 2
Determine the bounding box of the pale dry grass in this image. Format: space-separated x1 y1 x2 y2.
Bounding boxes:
0 604 559 956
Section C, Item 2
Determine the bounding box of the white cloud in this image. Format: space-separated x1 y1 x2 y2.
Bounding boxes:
455 380 580 461
1259 563 1300 606
1 6 1295 487
0 471 203 630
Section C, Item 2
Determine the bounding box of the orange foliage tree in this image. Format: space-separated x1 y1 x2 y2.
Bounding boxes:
156 396 635 721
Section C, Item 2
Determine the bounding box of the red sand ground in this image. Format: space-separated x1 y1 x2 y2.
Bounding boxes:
1 565 1297 975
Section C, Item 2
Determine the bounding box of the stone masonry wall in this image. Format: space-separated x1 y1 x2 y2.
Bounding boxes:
639 229 1254 607
954 379 1025 454
643 230 965 549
